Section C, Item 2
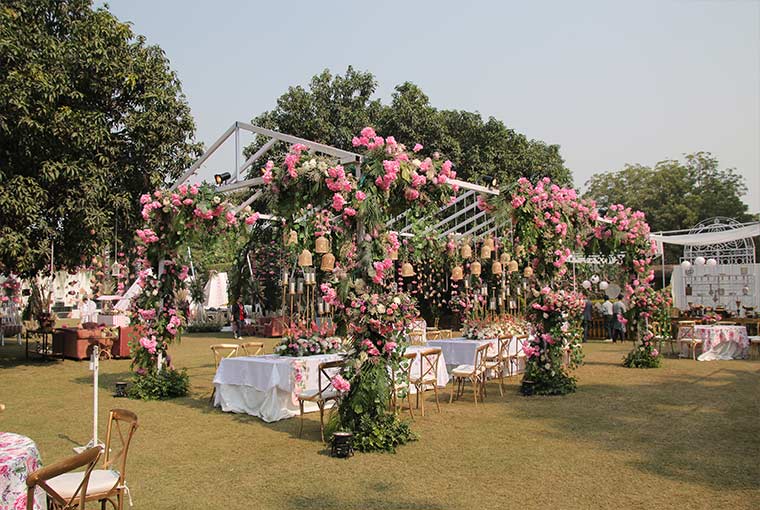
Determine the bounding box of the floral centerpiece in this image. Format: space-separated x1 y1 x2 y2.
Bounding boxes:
461 319 505 340
275 321 342 357
702 312 722 325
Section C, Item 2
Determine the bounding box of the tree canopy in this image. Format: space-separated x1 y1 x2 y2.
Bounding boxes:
245 67 572 188
0 0 201 275
583 152 757 261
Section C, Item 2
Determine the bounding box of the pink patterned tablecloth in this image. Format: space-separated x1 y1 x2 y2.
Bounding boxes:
0 432 44 510
678 325 750 361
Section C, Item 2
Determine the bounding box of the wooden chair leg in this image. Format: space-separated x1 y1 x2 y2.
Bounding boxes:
318 403 325 442
498 365 504 397
449 378 456 403
419 384 425 417
406 390 415 420
472 377 478 405
433 384 441 413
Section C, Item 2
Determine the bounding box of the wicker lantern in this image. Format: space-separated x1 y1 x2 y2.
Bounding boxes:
491 261 503 276
484 236 495 250
401 262 416 277
461 243 472 260
480 244 492 259
523 266 533 278
320 253 335 272
500 252 510 265
284 229 298 246
470 260 482 276
507 260 519 273
298 249 313 267
451 265 464 281
388 249 399 261
315 236 330 254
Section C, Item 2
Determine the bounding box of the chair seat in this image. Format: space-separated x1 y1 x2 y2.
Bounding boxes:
484 360 501 370
452 364 482 377
410 375 437 385
48 469 120 499
298 389 339 402
749 337 760 343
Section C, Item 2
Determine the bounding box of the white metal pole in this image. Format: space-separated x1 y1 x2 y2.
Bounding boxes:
92 345 99 446
234 122 240 183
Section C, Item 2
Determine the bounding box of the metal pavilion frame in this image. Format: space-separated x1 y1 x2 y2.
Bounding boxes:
171 122 502 241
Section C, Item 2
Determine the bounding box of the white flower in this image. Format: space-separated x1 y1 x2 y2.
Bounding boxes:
318 161 327 171
393 297 401 305
412 159 421 168
213 196 221 204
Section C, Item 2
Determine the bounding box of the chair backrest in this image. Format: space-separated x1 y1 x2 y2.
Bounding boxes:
317 359 344 396
104 409 138 483
238 341 264 356
433 317 440 329
426 330 441 341
396 351 418 388
513 334 529 355
408 329 425 345
27 446 102 510
417 347 441 382
497 336 513 360
678 321 696 338
211 344 239 368
474 342 490 373
437 329 452 339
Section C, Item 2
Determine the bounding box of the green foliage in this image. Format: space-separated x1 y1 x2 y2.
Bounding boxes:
185 321 223 333
623 348 662 369
0 0 201 275
245 67 572 189
127 368 189 400
584 152 757 262
522 364 577 396
334 361 417 453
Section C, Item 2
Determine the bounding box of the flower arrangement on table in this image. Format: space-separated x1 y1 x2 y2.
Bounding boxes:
701 312 722 325
461 319 505 340
275 321 342 357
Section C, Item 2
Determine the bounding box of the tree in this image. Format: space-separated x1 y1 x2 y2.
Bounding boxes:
245 67 573 188
583 152 757 261
0 0 201 275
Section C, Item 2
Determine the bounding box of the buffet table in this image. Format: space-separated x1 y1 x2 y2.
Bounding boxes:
425 337 497 367
694 325 749 361
0 432 45 510
213 353 343 422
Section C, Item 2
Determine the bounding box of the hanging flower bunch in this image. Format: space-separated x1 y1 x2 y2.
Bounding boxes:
1 275 21 304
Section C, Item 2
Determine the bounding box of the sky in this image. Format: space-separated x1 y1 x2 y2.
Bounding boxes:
106 0 760 214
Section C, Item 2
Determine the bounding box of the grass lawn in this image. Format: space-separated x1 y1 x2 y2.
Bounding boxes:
2 335 759 510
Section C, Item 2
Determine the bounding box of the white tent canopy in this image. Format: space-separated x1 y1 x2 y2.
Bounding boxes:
650 223 760 256
204 272 229 308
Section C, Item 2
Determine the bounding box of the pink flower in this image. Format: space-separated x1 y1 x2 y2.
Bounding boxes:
332 374 351 393
355 190 366 201
245 212 260 225
343 207 356 217
331 193 346 212
413 143 423 152
404 188 420 201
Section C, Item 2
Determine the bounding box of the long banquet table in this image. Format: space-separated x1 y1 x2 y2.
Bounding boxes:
213 353 343 422
0 432 45 510
425 337 498 366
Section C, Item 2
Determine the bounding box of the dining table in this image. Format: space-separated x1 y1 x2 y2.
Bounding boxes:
0 432 45 510
404 345 450 391
425 337 498 367
213 353 343 422
691 325 749 361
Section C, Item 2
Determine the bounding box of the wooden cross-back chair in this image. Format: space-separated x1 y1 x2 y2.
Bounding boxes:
426 330 441 341
450 342 490 405
485 336 512 397
508 334 529 376
408 329 425 345
676 321 701 360
238 341 264 356
410 347 442 416
26 446 102 510
210 344 239 403
298 359 344 442
391 351 418 420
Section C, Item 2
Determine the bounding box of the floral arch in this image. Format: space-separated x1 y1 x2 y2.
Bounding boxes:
129 122 664 447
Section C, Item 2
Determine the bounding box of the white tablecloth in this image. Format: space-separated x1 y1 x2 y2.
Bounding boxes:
213 353 342 422
404 345 450 390
693 325 749 361
425 337 497 366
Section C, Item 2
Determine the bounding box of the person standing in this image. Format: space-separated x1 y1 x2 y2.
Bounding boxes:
231 297 246 339
582 297 593 343
80 295 98 324
602 297 614 340
612 295 627 343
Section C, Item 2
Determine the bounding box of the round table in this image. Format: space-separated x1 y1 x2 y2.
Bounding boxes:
0 432 45 510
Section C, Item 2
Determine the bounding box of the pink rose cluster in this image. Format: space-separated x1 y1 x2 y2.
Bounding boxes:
331 374 351 393
371 258 394 284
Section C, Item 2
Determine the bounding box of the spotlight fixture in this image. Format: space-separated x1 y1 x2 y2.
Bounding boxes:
214 172 232 186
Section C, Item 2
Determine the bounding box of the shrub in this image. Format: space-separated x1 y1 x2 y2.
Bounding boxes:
623 348 662 368
127 368 190 400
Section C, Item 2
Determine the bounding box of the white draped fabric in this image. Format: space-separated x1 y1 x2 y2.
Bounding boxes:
213 353 342 422
670 264 760 310
204 272 229 308
404 345 450 390
650 223 760 256
426 337 498 366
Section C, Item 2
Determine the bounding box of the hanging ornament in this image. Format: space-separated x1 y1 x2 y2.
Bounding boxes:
315 236 330 254
599 281 609 290
480 244 492 259
590 275 600 284
582 280 592 290
401 262 416 277
320 253 335 272
523 266 534 278
484 237 495 250
388 249 399 261
500 252 510 265
284 229 298 246
451 265 464 281
470 260 482 276
492 261 503 276
507 260 519 273
461 242 472 260
298 249 313 267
